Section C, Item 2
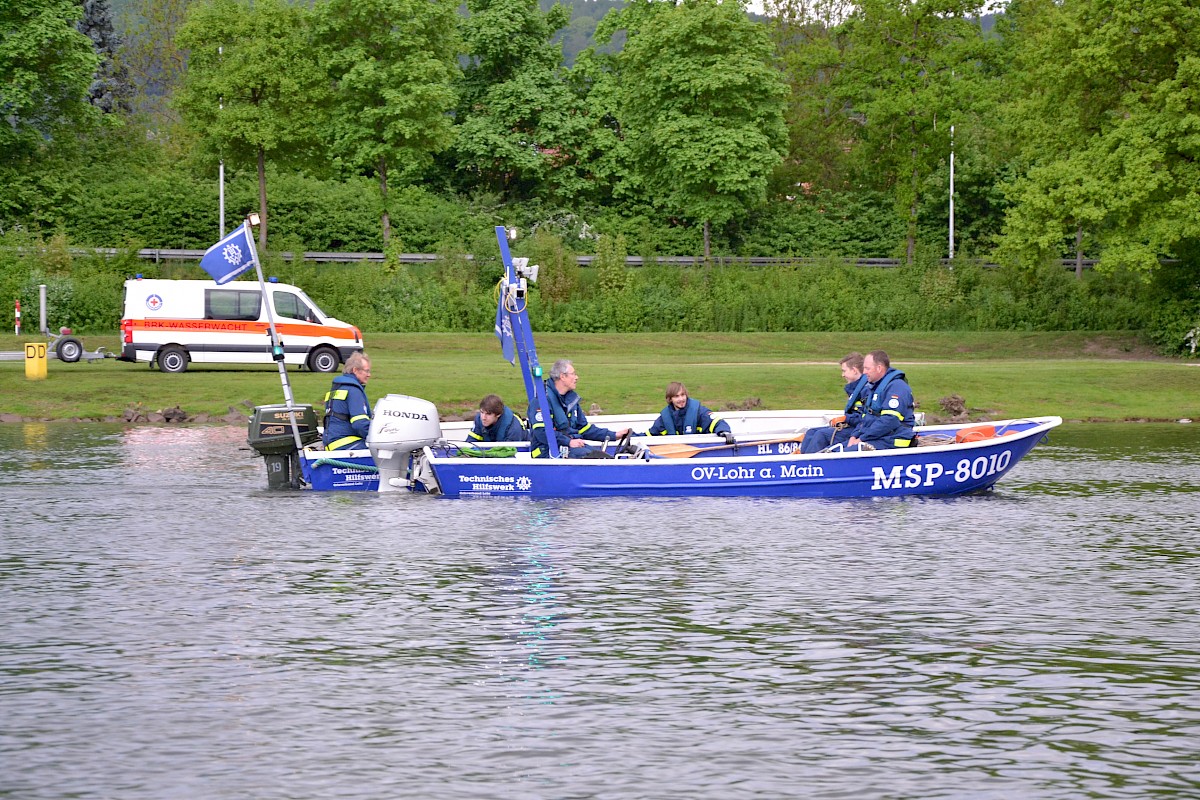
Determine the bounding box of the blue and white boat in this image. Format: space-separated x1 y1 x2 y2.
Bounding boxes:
298 406 847 492
294 226 1060 498
411 416 1060 498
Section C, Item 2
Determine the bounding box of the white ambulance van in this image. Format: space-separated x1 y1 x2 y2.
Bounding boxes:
117 278 364 373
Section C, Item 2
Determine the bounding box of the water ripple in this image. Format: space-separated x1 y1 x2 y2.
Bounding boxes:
1 423 1199 799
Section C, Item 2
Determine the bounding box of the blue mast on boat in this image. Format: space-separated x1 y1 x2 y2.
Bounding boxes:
493 226 560 458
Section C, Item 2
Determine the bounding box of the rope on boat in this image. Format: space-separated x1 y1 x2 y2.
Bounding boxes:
313 458 380 473
916 433 956 446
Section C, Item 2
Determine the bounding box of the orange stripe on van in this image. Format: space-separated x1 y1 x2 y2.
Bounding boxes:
128 318 359 340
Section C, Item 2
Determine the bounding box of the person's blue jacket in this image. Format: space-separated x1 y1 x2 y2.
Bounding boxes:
800 376 872 454
529 380 621 458
322 373 371 450
648 398 730 436
468 406 527 442
843 374 871 429
853 368 916 449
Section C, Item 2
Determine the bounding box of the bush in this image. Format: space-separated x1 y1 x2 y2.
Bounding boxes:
0 224 1174 336
0 231 134 333
1148 300 1200 358
733 190 902 258
64 171 218 249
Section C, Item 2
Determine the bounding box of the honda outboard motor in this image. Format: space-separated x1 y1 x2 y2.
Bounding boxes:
367 394 441 492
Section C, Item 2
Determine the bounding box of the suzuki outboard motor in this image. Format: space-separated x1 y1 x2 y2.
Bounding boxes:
247 404 322 489
367 394 441 492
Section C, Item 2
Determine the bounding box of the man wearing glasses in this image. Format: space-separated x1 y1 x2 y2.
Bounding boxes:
322 352 373 450
530 359 631 458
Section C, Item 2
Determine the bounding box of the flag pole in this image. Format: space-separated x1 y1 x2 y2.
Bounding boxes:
244 216 304 453
494 226 558 457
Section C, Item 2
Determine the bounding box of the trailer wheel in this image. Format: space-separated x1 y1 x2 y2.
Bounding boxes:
56 337 83 363
157 345 189 373
307 346 340 373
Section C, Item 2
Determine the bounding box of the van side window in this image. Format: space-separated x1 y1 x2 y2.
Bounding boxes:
205 290 261 321
273 291 318 323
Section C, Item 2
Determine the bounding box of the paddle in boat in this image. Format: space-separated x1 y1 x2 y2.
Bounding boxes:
250 226 1060 497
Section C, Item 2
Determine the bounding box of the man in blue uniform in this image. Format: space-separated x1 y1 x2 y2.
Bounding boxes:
322 352 372 450
647 381 733 443
468 394 527 442
530 359 630 458
848 350 916 450
800 352 871 453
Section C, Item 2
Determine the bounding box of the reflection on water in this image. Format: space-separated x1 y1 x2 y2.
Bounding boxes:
511 506 562 680
1 423 1199 799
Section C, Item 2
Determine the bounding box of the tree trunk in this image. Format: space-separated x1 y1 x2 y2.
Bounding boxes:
907 159 918 264
379 156 391 246
1074 224 1084 280
906 215 916 264
703 219 711 262
257 147 268 252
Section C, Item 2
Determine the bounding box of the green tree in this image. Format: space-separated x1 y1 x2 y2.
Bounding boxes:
997 0 1200 276
569 20 634 207
614 0 789 259
119 0 192 123
0 0 100 224
454 0 590 201
79 0 131 113
1 0 100 156
766 0 856 192
175 0 328 250
314 0 460 246
834 0 990 263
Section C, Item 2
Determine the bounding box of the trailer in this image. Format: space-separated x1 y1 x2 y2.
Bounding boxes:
1 284 113 363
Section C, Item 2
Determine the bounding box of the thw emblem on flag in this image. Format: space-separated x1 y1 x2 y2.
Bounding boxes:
200 222 257 285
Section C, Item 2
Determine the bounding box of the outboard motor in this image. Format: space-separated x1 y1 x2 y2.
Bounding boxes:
367 394 442 493
247 404 322 489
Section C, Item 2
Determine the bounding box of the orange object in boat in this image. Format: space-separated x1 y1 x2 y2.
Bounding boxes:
955 424 996 443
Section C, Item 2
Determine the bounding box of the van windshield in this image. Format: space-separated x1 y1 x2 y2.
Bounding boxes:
273 291 316 323
296 289 328 320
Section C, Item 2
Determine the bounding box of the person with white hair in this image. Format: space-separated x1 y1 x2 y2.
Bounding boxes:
321 352 372 450
529 359 630 458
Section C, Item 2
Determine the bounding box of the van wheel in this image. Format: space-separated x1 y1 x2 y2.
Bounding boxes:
56 337 83 363
157 345 189 373
307 346 340 373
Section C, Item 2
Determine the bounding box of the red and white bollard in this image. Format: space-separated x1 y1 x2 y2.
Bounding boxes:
14 299 19 335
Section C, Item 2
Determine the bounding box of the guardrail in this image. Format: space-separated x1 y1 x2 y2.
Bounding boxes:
72 247 1100 270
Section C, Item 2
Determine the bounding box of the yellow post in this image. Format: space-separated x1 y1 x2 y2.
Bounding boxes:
25 342 48 380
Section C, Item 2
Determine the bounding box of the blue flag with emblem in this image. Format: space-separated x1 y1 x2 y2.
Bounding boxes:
494 295 515 365
199 222 256 285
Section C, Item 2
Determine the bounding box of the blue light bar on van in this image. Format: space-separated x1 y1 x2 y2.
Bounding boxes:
269 276 278 283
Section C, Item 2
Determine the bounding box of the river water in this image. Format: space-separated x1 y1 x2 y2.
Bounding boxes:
2 422 1198 799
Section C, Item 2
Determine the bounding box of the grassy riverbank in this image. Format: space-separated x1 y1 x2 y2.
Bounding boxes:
1 331 1196 423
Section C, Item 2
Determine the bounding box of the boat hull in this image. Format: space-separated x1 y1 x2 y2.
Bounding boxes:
422 417 1061 499
300 409 848 492
301 449 380 491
